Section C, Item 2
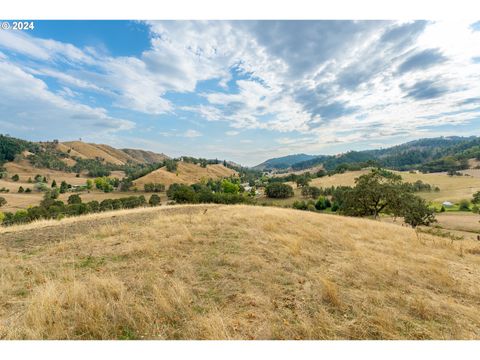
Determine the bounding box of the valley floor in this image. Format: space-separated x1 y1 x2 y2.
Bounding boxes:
1 205 480 339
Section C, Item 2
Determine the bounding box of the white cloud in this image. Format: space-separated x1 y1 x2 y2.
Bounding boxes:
1 20 480 164
183 129 202 138
0 59 134 139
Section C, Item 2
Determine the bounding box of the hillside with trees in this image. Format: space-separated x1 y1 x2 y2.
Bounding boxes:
256 136 480 173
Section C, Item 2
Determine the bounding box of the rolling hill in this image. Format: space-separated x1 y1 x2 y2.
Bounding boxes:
256 136 480 172
1 205 479 339
253 153 318 171
59 141 169 165
133 161 237 188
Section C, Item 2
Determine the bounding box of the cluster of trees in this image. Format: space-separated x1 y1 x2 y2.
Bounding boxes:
405 180 440 193
293 196 337 212
0 191 160 226
164 159 178 173
0 134 39 166
94 177 119 193
419 157 469 173
291 169 436 228
265 136 480 174
166 180 251 205
144 183 166 192
265 183 294 198
123 162 164 181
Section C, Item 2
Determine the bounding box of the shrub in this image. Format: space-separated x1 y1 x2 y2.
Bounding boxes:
86 179 94 190
307 203 316 212
459 199 471 211
51 180 57 188
472 205 479 214
67 194 82 205
0 197 6 207
301 186 321 198
293 200 307 210
221 179 240 194
25 188 32 193
331 202 339 212
149 194 161 206
265 183 294 199
0 211 4 224
315 196 331 210
11 174 19 182
18 186 24 193
170 184 197 203
35 182 49 192
165 160 178 173
144 183 165 192
472 191 480 204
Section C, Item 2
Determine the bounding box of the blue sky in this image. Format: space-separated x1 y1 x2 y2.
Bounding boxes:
0 20 479 166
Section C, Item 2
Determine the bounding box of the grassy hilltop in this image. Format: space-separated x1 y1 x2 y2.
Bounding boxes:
1 205 479 340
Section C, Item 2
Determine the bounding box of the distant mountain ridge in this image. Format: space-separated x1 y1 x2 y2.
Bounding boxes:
253 153 318 170
254 136 480 173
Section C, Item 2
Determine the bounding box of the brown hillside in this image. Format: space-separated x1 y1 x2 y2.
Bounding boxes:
1 205 479 339
133 162 237 188
61 141 127 165
122 148 169 164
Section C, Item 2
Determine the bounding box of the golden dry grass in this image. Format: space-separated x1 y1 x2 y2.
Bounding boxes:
133 162 237 188
434 213 480 234
61 141 131 165
1 205 480 339
308 170 480 203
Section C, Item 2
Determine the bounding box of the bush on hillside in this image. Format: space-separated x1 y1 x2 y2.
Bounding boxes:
144 183 165 192
459 199 471 211
265 183 294 199
149 194 161 206
67 194 82 205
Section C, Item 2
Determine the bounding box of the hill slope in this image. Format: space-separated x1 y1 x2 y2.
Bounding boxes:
253 153 318 171
59 141 170 165
1 205 479 339
133 161 237 188
256 136 480 172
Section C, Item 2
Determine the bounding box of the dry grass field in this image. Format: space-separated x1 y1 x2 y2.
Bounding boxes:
0 161 126 212
133 162 237 188
434 213 480 234
58 141 169 165
307 170 480 203
1 205 480 339
61 141 133 165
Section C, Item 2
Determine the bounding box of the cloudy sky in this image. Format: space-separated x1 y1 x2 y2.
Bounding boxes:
0 20 479 166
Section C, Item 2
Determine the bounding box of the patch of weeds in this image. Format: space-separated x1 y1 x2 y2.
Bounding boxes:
118 326 138 340
75 255 106 269
13 288 28 297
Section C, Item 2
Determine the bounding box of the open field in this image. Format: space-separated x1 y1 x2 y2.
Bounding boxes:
306 170 480 203
1 205 480 339
133 162 236 188
434 213 480 234
0 161 127 212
